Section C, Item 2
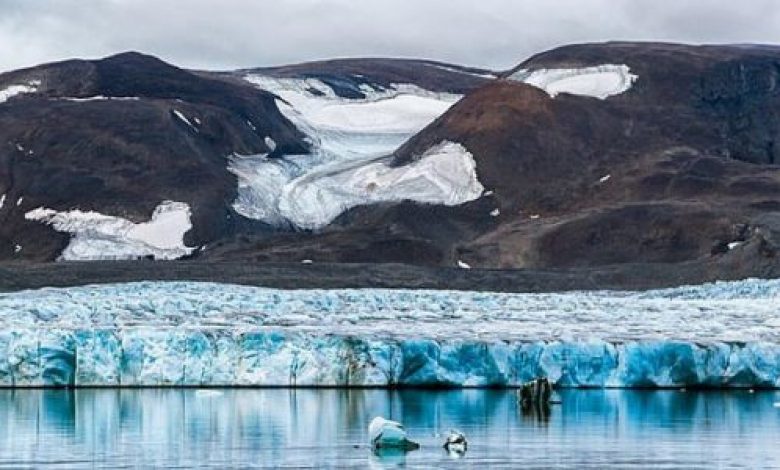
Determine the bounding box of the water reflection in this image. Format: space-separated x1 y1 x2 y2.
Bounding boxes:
0 389 777 468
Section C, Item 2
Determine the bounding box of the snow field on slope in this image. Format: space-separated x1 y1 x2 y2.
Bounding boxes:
25 201 194 261
511 64 637 99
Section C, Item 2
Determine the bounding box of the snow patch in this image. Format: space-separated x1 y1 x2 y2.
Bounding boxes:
264 136 277 152
490 208 500 217
25 201 195 261
0 194 5 210
0 80 40 104
15 197 23 206
457 260 472 269
511 64 637 99
60 96 140 102
598 174 612 184
173 109 198 131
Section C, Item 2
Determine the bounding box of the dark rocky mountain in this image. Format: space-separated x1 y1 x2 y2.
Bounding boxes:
3 43 780 288
387 42 780 276
0 51 309 260
236 58 495 97
0 52 495 262
208 42 780 286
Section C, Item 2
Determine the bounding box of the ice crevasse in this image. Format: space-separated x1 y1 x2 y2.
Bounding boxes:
1 279 780 388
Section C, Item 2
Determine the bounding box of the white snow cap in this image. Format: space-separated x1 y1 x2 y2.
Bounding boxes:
511 64 637 99
25 201 195 261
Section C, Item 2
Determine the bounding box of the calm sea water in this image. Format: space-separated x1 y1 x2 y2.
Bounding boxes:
0 388 777 469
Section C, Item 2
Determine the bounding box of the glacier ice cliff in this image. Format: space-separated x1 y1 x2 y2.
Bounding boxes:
0 279 779 388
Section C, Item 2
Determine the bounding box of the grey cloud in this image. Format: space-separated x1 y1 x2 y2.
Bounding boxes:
0 0 779 73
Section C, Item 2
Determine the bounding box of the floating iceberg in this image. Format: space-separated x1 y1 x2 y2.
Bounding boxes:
369 417 419 450
0 279 779 388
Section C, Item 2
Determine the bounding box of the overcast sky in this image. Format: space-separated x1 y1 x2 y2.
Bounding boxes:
1 0 779 73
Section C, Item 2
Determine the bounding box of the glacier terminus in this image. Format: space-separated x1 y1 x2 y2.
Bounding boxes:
1 279 779 388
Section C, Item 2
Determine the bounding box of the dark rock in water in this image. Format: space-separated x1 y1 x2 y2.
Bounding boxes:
518 377 553 410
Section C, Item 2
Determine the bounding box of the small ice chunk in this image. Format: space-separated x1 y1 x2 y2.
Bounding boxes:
13 245 22 253
490 208 501 217
774 402 780 408
369 417 419 450
598 174 612 184
457 260 471 269
264 136 277 152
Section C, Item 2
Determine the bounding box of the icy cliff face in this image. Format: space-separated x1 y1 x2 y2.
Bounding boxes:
510 64 637 99
234 76 477 229
0 279 779 387
24 201 194 261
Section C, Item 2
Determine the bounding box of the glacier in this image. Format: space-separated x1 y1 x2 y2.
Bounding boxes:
510 64 637 99
233 75 478 229
1 279 780 388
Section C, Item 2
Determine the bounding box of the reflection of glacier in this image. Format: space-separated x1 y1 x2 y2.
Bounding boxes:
1 389 779 467
1 279 780 387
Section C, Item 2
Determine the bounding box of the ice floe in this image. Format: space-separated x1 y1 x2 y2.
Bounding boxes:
511 64 637 99
25 201 194 261
0 279 779 387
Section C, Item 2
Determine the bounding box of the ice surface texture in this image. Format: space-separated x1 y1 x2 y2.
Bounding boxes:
1 279 779 387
